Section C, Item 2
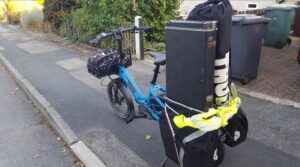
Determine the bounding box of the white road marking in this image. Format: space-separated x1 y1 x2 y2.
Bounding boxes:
237 87 300 109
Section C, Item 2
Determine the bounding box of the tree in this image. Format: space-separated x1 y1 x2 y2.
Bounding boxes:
46 0 180 42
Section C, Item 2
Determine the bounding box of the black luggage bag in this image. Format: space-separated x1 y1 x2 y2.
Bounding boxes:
160 106 219 167
163 20 218 167
160 0 236 166
166 20 218 113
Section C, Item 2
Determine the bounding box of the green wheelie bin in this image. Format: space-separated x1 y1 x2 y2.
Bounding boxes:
264 5 295 49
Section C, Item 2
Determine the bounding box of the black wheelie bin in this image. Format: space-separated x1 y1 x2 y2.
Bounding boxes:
231 15 270 85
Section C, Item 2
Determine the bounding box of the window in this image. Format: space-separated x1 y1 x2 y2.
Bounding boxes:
247 3 258 9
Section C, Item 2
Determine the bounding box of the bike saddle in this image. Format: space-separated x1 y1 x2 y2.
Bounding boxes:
149 52 166 66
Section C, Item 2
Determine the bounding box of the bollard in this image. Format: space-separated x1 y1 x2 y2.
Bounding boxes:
135 16 144 60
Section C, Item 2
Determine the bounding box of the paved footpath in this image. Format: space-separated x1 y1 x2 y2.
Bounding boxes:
0 62 75 166
0 23 299 167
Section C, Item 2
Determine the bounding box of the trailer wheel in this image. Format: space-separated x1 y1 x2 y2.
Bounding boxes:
213 141 225 166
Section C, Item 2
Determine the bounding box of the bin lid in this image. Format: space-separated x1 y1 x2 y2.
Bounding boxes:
232 15 270 25
265 4 298 11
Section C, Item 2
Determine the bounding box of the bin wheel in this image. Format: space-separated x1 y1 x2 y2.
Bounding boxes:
286 38 292 45
213 141 225 166
275 41 284 49
240 74 250 85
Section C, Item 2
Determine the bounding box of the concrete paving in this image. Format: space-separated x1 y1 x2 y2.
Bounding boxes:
1 32 33 41
0 63 74 167
17 40 60 54
235 37 300 103
0 23 299 167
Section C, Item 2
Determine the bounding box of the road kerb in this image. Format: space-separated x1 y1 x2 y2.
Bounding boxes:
45 106 78 145
0 54 107 167
71 140 106 167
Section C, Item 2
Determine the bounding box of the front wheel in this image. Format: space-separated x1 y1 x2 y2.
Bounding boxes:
107 79 134 121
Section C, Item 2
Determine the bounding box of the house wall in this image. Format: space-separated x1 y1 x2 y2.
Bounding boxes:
179 0 299 17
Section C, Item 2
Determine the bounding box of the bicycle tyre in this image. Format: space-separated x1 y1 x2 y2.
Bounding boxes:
107 79 134 120
213 141 225 166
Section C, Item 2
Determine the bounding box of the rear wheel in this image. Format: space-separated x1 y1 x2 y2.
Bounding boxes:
107 79 134 120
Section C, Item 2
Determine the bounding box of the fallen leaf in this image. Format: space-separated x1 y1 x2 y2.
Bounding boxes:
33 154 39 159
33 107 40 113
145 135 152 140
62 147 70 156
56 137 61 141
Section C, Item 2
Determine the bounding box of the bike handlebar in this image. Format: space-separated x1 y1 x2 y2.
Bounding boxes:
89 26 151 45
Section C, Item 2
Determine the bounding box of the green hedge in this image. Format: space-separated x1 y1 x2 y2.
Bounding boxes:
136 0 179 42
44 0 179 42
71 0 134 42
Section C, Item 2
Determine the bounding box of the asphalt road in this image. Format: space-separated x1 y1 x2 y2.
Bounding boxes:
0 23 299 167
0 63 74 166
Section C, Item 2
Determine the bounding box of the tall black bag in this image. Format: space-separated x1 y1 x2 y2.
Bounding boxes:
188 0 233 106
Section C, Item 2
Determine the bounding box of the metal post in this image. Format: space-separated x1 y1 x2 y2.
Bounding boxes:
135 16 144 60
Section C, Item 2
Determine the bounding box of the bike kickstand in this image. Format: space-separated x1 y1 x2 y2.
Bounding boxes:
126 113 147 124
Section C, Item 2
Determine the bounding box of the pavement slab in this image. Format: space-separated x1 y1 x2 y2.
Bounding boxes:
0 23 299 167
1 32 33 41
80 128 151 167
56 58 87 71
17 40 60 54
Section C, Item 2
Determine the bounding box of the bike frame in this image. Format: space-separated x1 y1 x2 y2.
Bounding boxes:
118 66 166 121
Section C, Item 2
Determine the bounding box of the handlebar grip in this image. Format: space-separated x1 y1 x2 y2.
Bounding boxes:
135 26 151 31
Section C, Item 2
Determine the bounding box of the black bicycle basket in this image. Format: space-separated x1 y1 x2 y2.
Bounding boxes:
87 48 132 79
